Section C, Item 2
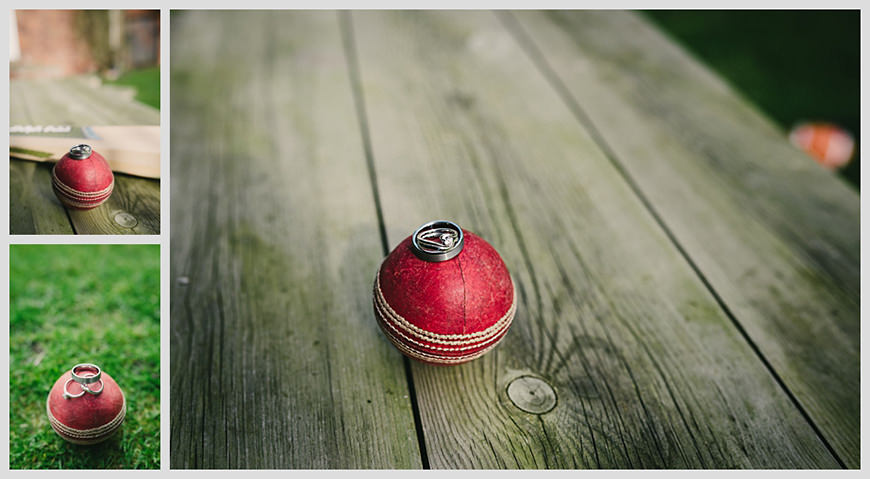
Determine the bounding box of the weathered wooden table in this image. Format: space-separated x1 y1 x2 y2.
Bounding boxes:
170 11 859 469
9 76 160 234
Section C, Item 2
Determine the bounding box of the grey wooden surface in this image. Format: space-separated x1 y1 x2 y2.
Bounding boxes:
9 76 160 234
10 76 159 125
169 10 859 469
511 10 859 467
169 11 421 469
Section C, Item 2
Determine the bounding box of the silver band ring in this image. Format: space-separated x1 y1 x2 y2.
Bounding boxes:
68 144 93 160
411 220 464 262
83 379 104 395
71 363 101 385
63 378 85 399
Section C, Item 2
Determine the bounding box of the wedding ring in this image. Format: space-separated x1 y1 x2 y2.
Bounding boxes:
411 220 464 262
63 363 104 399
71 363 101 385
63 378 85 399
83 379 104 395
68 144 93 160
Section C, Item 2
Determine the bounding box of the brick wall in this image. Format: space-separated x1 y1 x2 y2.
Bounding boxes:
13 10 98 78
11 10 159 79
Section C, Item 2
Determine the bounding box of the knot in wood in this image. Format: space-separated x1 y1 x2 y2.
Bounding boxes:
113 211 138 228
507 376 556 414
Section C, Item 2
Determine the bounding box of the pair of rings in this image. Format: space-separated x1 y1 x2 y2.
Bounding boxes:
63 363 104 399
412 220 464 262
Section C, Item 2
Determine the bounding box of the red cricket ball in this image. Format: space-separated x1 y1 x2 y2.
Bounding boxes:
46 364 126 445
374 220 516 365
51 144 114 210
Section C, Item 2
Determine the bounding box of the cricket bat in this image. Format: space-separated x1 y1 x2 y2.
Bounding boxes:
10 125 160 179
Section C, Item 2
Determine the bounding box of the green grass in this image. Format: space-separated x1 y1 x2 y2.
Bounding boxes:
9 147 53 159
105 67 161 110
644 10 860 190
9 245 160 469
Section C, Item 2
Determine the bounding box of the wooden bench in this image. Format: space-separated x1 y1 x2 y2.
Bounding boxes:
10 75 160 234
169 11 858 468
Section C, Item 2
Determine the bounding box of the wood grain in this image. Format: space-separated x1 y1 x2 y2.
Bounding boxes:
66 174 160 234
10 76 159 125
9 73 160 234
169 11 420 469
9 161 73 234
509 10 859 467
348 10 839 468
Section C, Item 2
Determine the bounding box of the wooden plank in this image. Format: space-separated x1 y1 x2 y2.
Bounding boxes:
66 174 160 234
510 11 859 467
62 76 160 125
349 11 839 468
9 76 160 125
10 79 58 125
9 157 160 234
10 75 161 234
169 11 421 468
8 161 73 234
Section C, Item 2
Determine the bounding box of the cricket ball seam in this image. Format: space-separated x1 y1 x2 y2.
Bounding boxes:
45 390 126 442
52 193 113 209
376 301 516 351
376 314 508 364
374 283 515 348
374 270 515 342
51 169 115 197
51 179 115 198
51 186 114 208
51 186 113 204
47 407 126 440
52 187 114 204
375 282 516 351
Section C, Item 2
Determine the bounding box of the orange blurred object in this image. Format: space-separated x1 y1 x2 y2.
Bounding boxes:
789 122 855 169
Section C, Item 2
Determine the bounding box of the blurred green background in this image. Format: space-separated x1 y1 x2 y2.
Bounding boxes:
10 10 160 112
105 66 160 109
644 10 860 189
9 245 160 469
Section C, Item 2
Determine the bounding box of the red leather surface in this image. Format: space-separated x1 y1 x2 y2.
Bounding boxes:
53 149 114 193
376 229 515 364
51 148 114 209
47 370 125 431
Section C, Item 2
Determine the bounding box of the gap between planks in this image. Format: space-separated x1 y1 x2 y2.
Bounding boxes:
344 9 845 468
338 10 432 469
495 10 847 468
